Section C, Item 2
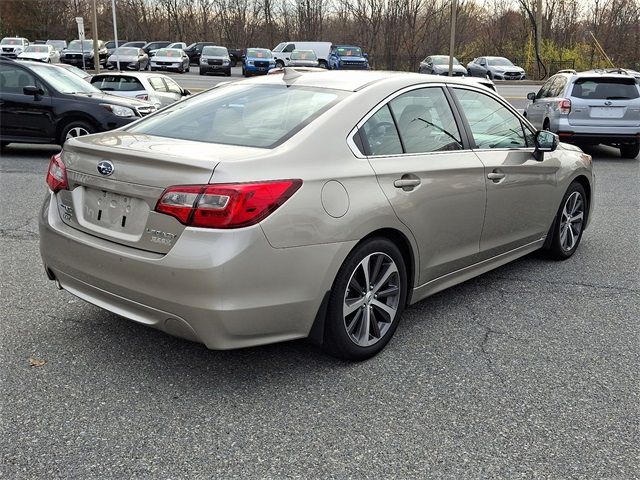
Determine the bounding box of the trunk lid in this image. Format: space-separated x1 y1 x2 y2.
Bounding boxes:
568 76 640 127
55 132 261 253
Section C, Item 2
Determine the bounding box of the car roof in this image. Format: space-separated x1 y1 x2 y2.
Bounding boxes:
556 70 640 80
91 71 170 79
245 69 495 92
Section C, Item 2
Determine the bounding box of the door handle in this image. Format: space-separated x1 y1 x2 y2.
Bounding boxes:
394 176 421 190
487 172 506 181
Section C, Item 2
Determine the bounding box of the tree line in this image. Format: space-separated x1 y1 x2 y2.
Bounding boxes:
1 0 638 78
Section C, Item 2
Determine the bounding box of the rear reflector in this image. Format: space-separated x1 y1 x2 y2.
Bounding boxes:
155 180 302 229
46 153 68 193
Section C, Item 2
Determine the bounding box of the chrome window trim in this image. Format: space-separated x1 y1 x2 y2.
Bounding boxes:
346 82 471 159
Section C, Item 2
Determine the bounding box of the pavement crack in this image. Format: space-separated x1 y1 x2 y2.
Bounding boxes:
495 276 639 294
0 221 39 241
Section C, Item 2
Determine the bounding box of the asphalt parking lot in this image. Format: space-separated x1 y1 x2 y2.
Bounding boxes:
1 100 638 476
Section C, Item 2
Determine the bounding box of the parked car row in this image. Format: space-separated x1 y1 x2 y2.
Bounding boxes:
418 55 527 80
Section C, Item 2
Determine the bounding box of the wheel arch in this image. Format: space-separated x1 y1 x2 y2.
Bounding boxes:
571 174 592 226
56 113 101 145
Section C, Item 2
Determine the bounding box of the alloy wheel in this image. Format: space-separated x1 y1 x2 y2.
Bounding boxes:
559 191 584 251
65 127 90 141
343 252 401 347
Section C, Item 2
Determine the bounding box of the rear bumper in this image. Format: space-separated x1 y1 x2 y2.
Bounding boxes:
552 119 640 144
39 193 352 349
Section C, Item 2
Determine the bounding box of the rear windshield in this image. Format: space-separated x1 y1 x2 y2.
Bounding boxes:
127 84 347 148
202 46 228 56
571 78 639 100
91 75 145 92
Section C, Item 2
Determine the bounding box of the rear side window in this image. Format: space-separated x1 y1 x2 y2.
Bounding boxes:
128 84 347 148
91 75 144 92
571 78 639 99
148 77 167 92
361 105 403 156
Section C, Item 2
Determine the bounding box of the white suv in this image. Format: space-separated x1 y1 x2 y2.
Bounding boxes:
272 41 332 69
0 37 30 58
525 70 640 159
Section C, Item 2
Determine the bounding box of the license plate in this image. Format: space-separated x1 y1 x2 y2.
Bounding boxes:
82 189 141 231
591 106 624 118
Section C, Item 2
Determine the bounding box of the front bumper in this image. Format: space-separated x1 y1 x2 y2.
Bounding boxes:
107 61 139 70
245 64 272 74
200 64 230 74
39 193 351 349
62 56 93 67
0 51 20 58
151 62 182 71
492 72 525 80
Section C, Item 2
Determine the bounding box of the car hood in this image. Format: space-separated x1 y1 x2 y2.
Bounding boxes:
152 55 182 62
18 52 48 60
108 54 138 62
71 91 154 108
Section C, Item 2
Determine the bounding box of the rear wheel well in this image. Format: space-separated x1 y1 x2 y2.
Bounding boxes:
358 228 416 299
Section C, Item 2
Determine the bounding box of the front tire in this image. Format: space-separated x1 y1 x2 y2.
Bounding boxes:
545 181 587 260
323 238 408 361
620 143 639 159
275 60 284 68
59 120 95 146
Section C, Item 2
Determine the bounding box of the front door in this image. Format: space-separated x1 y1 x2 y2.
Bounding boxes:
450 86 560 258
360 86 486 284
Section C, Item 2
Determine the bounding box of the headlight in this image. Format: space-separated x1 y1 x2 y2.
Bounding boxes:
247 60 254 66
200 57 207 63
101 104 136 117
222 60 230 66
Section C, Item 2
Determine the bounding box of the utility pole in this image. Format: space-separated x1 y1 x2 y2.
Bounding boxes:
111 0 120 70
536 0 542 77
91 0 100 73
448 0 457 76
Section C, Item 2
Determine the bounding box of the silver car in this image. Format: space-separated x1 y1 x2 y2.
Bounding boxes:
106 47 150 71
525 70 640 158
90 72 191 107
418 55 467 76
39 71 594 360
467 56 526 80
150 48 190 73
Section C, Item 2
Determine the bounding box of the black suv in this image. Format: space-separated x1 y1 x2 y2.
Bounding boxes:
61 39 108 69
0 58 155 147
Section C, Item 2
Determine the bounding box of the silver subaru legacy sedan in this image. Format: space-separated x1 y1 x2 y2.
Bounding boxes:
39 70 594 360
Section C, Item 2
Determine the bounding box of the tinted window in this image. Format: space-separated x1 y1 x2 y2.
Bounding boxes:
283 44 295 53
361 105 402 156
389 88 462 153
128 84 346 148
537 77 554 98
0 64 37 93
91 75 145 92
571 78 639 99
453 88 529 149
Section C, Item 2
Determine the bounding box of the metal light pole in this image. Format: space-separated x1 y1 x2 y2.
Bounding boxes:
91 0 100 73
536 0 542 77
111 0 120 70
448 0 457 76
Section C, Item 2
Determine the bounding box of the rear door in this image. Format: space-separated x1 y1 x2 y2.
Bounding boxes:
360 85 486 283
568 76 640 127
148 76 174 106
450 86 559 258
527 76 562 128
162 77 183 104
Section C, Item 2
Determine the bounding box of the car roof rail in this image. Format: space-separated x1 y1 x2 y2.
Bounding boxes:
557 69 577 74
603 67 631 75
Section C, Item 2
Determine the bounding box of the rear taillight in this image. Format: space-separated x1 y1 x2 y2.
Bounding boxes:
135 94 149 101
155 180 302 229
558 99 571 114
46 153 68 193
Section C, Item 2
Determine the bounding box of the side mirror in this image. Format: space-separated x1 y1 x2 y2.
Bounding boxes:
182 89 191 96
363 53 368 59
535 130 559 154
527 92 536 101
23 85 44 96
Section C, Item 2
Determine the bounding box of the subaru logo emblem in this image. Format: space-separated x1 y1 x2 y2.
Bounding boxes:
604 100 612 106
97 160 114 176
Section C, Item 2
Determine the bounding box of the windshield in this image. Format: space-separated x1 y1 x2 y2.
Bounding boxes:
46 40 66 49
58 64 88 78
291 50 317 60
246 49 272 59
273 42 286 53
25 46 49 53
1 38 23 45
68 40 94 51
168 43 184 49
31 64 100 94
202 46 228 56
128 84 347 148
113 47 139 56
431 56 460 65
147 42 169 50
156 49 182 57
572 78 640 100
336 46 362 57
489 57 514 67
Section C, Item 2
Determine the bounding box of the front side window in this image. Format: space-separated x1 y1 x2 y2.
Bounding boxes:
389 88 462 153
453 88 529 149
164 78 181 94
128 84 347 148
283 44 295 53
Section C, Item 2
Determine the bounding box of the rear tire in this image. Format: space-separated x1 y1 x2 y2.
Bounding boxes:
323 238 408 361
59 120 95 146
545 181 587 260
275 60 284 68
543 119 551 131
620 143 639 159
